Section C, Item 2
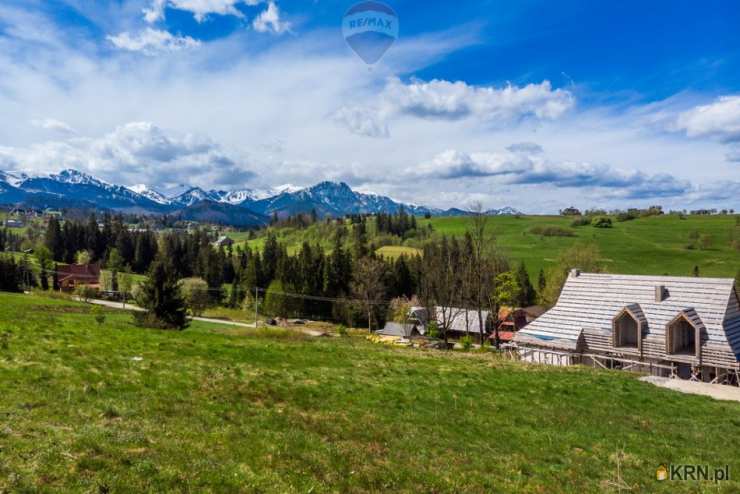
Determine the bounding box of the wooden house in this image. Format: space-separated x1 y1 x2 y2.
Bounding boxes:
513 270 740 384
57 264 101 292
436 307 493 339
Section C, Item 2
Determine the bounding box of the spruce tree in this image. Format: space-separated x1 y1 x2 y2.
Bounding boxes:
136 260 189 330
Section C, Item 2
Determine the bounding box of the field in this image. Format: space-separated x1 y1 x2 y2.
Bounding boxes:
375 245 422 260
1 292 739 492
231 215 739 279
422 215 739 278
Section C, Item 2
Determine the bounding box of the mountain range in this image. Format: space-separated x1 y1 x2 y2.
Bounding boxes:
0 169 521 227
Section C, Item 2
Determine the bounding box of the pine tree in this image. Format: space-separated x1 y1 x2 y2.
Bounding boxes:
45 217 64 261
135 260 189 330
515 262 535 307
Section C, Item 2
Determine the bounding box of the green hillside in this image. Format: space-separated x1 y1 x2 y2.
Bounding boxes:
1 292 739 492
232 214 740 279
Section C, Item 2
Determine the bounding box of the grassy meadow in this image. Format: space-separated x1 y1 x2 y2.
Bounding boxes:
231 214 740 279
1 291 739 492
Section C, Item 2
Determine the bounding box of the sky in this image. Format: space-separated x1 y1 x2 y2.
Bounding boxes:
0 0 739 213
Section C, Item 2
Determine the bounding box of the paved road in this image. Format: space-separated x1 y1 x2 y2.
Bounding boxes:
82 298 327 336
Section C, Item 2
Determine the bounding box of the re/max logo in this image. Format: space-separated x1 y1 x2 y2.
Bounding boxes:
666 464 730 482
348 18 393 30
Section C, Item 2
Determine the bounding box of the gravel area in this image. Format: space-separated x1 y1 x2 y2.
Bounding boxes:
640 375 740 402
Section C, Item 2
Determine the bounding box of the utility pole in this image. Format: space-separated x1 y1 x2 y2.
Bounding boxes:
254 286 259 327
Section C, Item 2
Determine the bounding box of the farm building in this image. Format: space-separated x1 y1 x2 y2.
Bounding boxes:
213 236 234 248
377 322 424 339
57 264 101 292
513 270 740 384
436 307 493 338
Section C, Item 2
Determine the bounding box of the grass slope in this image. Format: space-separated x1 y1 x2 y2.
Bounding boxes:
423 215 739 278
1 292 739 492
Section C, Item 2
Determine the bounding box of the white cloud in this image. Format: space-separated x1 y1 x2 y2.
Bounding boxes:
107 28 201 54
330 107 389 138
411 147 692 200
382 78 575 122
675 95 740 142
143 0 167 23
31 118 77 135
252 2 290 34
3 122 254 189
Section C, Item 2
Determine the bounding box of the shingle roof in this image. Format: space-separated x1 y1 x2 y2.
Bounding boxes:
377 322 419 338
436 307 491 334
516 272 740 358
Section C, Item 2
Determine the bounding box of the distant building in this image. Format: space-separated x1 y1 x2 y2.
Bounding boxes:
4 219 24 228
57 264 101 292
213 236 234 248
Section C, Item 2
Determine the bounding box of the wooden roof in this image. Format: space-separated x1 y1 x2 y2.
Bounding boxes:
436 307 491 334
515 272 740 359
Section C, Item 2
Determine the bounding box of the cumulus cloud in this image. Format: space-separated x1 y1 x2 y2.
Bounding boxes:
330 107 389 138
2 122 255 190
108 28 201 54
675 95 740 142
31 118 77 135
411 147 691 199
253 2 291 34
413 149 531 179
382 78 575 122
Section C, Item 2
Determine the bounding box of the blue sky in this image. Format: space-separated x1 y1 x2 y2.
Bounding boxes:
0 0 738 212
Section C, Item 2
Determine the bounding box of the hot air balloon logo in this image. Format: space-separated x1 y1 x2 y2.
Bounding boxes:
342 2 399 65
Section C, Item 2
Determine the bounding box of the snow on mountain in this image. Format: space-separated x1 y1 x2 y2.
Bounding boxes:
171 187 222 207
0 168 523 219
127 184 171 205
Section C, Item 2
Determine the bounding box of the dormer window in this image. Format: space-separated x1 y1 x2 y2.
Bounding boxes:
612 304 645 352
666 310 702 357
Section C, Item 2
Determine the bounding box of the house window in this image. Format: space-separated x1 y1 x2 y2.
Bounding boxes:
666 316 697 356
613 311 639 349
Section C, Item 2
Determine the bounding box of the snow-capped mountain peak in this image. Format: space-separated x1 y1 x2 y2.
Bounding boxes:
127 184 171 205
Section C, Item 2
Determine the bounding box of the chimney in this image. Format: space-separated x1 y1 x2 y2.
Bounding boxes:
570 269 581 278
655 285 666 302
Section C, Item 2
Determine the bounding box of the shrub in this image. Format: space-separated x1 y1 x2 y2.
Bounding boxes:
91 305 106 326
570 217 591 227
427 321 439 339
591 216 613 228
337 325 348 337
460 335 473 351
75 285 97 302
529 226 576 237
615 212 637 222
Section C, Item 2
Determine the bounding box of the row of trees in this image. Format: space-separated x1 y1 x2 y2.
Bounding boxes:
45 215 158 274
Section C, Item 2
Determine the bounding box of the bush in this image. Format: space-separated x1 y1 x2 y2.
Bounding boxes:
591 216 613 228
337 325 348 337
427 321 439 339
570 217 591 227
529 226 576 237
615 212 637 222
75 284 97 302
460 335 473 351
91 305 106 326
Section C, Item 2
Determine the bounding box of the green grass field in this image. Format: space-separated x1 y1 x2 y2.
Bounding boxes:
375 245 422 260
422 215 740 278
1 291 739 492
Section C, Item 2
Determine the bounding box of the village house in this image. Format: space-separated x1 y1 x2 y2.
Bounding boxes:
513 270 740 384
3 219 24 228
212 235 234 248
57 264 101 292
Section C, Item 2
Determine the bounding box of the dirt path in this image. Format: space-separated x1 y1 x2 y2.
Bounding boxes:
640 376 740 403
81 298 328 337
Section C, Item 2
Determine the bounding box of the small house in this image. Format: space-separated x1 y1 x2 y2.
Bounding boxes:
4 219 24 228
436 307 493 339
57 264 101 292
514 270 740 384
213 236 234 248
